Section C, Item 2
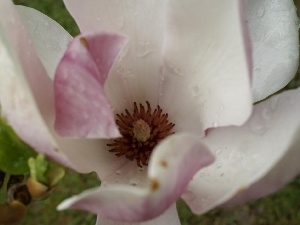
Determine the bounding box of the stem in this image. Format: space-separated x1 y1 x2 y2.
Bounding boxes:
0 173 10 203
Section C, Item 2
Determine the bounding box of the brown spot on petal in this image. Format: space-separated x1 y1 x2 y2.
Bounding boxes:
160 160 168 168
80 37 89 49
150 178 160 191
234 186 248 196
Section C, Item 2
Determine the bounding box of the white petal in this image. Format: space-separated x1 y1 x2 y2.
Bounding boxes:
54 137 128 177
95 204 180 225
0 1 71 167
183 88 300 214
160 0 252 134
17 6 73 79
247 0 299 102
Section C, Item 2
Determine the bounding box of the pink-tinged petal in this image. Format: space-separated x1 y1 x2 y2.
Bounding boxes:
96 204 180 225
54 32 127 138
57 133 214 222
17 6 73 79
63 0 168 112
247 0 299 102
160 0 252 135
182 88 300 214
0 1 71 167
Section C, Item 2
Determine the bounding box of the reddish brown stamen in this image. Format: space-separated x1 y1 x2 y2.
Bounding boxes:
107 102 175 167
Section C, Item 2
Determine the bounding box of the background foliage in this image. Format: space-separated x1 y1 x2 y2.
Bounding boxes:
11 0 300 224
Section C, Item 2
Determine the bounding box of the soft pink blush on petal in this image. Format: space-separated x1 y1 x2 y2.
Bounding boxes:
183 88 300 214
58 133 214 222
54 33 127 138
96 204 180 225
63 0 168 111
0 1 72 168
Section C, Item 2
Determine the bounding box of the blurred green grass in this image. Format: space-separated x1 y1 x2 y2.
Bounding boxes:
12 0 300 224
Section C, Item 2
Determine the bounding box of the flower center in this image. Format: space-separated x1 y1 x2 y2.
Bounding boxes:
107 102 175 167
133 119 151 142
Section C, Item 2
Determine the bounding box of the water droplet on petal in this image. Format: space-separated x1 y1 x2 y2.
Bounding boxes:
212 122 219 128
215 148 222 155
216 163 222 169
192 85 199 96
262 108 271 120
130 178 139 186
256 6 265 18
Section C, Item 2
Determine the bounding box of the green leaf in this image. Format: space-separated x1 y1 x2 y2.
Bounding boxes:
0 116 36 174
28 154 65 187
28 155 48 185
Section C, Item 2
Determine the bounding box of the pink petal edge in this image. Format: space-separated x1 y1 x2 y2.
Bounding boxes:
95 204 180 225
57 133 214 222
54 32 127 138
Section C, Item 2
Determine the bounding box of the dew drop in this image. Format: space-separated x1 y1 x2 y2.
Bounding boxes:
192 85 199 96
262 108 271 120
136 50 153 58
129 178 139 186
215 148 222 155
212 122 219 128
115 170 122 175
216 163 222 169
102 181 108 187
250 118 266 134
201 197 208 202
256 6 265 18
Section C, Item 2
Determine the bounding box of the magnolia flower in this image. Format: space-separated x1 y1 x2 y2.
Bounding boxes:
0 0 299 225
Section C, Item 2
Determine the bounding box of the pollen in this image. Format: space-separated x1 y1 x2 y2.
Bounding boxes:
107 101 175 167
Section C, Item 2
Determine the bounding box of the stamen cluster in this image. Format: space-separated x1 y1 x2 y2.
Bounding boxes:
107 102 175 167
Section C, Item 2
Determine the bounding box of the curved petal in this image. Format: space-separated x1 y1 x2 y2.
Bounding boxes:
17 5 73 79
95 204 180 225
247 0 299 102
54 32 127 138
63 0 168 112
182 88 300 214
0 1 71 167
57 133 214 222
159 0 252 135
